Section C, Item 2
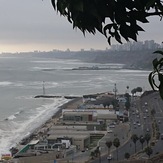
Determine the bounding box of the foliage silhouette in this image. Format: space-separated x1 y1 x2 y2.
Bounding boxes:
51 0 163 44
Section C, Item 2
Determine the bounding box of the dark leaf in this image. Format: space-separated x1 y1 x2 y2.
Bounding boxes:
158 73 163 82
153 50 163 55
159 82 163 99
115 31 122 44
103 24 114 37
146 0 156 10
148 72 155 90
152 58 158 69
51 0 56 10
107 36 112 45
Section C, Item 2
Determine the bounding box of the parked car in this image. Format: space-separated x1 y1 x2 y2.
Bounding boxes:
107 154 112 160
109 125 115 128
161 133 163 140
137 123 141 127
107 130 113 133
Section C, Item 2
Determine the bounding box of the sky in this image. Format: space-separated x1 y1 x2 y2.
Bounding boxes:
0 0 163 53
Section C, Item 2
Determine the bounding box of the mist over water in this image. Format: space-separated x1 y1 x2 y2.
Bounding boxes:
0 54 151 155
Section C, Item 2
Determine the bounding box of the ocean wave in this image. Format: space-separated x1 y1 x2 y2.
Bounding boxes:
14 110 23 116
5 115 16 121
0 81 12 86
0 97 70 157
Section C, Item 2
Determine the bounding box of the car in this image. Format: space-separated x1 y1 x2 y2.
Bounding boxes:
161 133 163 140
137 123 141 127
107 154 112 160
158 120 161 124
133 122 136 125
146 128 150 132
107 130 113 133
143 116 146 119
109 125 115 128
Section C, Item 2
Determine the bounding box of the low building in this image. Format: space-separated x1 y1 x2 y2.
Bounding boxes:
47 133 90 151
62 110 96 122
62 109 117 124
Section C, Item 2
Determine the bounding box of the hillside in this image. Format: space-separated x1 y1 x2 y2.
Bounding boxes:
1 49 162 70
52 49 161 70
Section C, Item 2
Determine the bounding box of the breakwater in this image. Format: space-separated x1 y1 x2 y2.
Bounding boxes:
34 95 81 99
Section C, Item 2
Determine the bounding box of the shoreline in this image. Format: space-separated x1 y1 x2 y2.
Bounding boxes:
14 97 83 151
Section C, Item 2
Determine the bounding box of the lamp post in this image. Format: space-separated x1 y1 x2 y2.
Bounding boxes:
113 83 118 99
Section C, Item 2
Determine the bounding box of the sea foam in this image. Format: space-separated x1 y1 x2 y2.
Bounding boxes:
0 97 70 157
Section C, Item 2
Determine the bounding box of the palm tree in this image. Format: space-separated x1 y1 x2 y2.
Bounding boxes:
106 141 112 163
90 151 95 159
124 152 130 160
94 147 100 157
113 138 120 161
105 141 112 155
145 146 153 158
126 86 129 93
139 135 145 150
145 133 151 146
131 134 139 153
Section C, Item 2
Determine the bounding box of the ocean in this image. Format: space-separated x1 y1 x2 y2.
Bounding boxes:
0 54 151 156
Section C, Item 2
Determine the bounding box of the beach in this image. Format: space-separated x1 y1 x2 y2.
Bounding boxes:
16 97 83 149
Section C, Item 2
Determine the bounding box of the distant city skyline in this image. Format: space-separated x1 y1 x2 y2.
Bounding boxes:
111 40 163 51
0 1 163 53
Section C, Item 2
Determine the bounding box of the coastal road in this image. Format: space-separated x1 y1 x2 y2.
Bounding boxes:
86 92 163 163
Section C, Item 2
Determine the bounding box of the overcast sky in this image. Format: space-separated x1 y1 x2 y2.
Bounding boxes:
0 0 163 53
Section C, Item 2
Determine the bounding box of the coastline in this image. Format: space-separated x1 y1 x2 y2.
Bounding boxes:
15 97 83 151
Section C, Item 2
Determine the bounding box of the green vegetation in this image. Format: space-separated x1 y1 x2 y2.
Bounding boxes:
113 138 120 160
145 133 151 146
131 134 139 153
139 135 145 150
124 152 130 160
131 87 143 96
90 151 95 159
124 93 131 110
149 51 163 99
145 146 153 158
105 141 112 156
51 0 163 44
51 1 163 99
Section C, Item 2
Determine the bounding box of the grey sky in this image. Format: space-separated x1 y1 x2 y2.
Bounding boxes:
0 0 163 53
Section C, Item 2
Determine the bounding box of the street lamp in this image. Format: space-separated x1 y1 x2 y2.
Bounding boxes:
113 83 118 99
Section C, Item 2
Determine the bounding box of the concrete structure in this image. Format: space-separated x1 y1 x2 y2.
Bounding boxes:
97 112 117 124
62 110 95 122
50 125 87 131
62 109 117 123
47 133 90 151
